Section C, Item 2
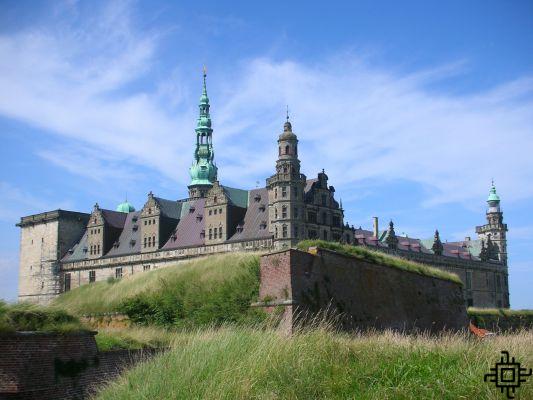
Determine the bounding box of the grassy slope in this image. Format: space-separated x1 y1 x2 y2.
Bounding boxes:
96 326 533 400
0 300 86 333
297 240 462 284
53 252 261 315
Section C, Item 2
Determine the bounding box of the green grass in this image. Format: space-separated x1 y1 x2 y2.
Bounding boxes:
297 240 462 285
52 253 267 328
96 326 533 400
95 326 176 351
0 300 86 333
468 308 533 331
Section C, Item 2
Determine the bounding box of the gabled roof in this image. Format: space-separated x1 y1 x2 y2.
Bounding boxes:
222 186 249 208
154 197 183 219
162 199 206 249
105 211 142 257
62 231 88 262
227 188 271 242
101 209 127 229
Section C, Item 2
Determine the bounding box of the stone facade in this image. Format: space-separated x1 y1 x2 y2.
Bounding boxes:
16 73 510 308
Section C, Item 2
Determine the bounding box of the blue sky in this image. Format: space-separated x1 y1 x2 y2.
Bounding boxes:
0 0 532 308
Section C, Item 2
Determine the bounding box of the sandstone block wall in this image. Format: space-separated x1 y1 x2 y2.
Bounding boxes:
259 248 469 333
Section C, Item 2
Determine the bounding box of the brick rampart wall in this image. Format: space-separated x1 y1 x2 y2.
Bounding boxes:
0 331 159 399
258 248 469 333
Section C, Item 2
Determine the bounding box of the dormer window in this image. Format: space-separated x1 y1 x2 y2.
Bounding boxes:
68 248 74 254
200 229 205 238
196 214 203 222
82 246 88 253
129 239 136 246
236 224 244 233
148 208 152 214
132 224 139 231
113 241 120 248
259 204 266 212
190 206 196 213
132 216 138 222
254 194 261 202
171 234 177 242
260 221 267 229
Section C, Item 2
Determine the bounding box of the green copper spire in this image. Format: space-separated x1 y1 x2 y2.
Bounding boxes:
487 180 500 203
189 68 218 190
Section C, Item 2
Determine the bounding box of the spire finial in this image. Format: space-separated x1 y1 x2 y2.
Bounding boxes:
286 105 289 122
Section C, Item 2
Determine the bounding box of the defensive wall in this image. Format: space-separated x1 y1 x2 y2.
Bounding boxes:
256 247 469 334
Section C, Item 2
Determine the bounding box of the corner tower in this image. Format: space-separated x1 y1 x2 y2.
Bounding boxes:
188 69 218 199
476 182 508 265
267 116 306 249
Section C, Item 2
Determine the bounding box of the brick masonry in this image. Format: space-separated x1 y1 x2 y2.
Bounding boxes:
0 331 160 400
258 248 469 333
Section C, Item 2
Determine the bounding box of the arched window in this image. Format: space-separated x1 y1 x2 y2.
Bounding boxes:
285 145 290 155
283 166 287 173
213 196 218 204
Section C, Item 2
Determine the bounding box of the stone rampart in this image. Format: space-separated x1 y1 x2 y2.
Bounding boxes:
257 248 469 334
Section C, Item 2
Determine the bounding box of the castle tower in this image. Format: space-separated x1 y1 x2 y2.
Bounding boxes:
188 69 218 199
476 182 508 265
267 115 306 249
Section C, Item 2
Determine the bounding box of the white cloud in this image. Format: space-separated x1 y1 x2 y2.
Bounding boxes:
0 1 532 211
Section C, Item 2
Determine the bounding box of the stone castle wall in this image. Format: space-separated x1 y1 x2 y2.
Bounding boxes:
258 248 469 333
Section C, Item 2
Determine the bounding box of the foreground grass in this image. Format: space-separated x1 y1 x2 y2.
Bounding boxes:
96 326 533 400
53 253 264 322
0 300 86 333
297 240 462 284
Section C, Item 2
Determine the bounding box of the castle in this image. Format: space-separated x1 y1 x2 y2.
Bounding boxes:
17 72 510 308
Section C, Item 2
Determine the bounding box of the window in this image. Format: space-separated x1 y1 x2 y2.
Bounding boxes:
275 188 277 198
323 230 328 240
282 224 288 238
278 146 281 156
466 271 472 289
218 227 223 239
282 186 287 198
214 209 217 215
209 228 212 240
283 166 287 173
143 265 151 271
219 208 222 213
89 270 96 283
115 268 123 279
496 275 502 292
275 208 278 219
214 196 218 204
153 218 156 224
209 210 212 215
144 220 147 225
293 187 298 198
294 225 298 238
152 235 156 247
332 216 340 227
321 212 327 225
282 206 287 219
275 226 278 238
144 237 147 248
97 244 100 254
321 194 327 206
308 211 317 224
497 300 502 308
41 281 44 289
285 145 290 155
467 298 473 307
64 273 71 292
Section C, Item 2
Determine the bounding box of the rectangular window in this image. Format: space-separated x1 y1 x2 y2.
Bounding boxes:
321 194 327 206
144 237 147 248
97 244 100 254
64 273 71 292
209 210 212 215
281 186 287 198
323 230 328 240
466 271 472 290
115 267 123 279
143 265 151 271
308 211 317 224
89 270 95 283
282 225 287 238
282 207 287 218
294 225 298 238
209 228 212 240
218 227 223 238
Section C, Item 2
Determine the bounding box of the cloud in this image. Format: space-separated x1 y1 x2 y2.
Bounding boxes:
0 1 532 212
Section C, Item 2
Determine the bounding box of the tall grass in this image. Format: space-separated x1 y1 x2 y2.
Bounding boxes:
297 240 462 284
95 326 533 399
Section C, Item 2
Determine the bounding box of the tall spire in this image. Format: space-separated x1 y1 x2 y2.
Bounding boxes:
188 68 218 198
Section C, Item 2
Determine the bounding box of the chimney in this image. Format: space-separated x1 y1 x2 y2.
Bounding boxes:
373 217 379 238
